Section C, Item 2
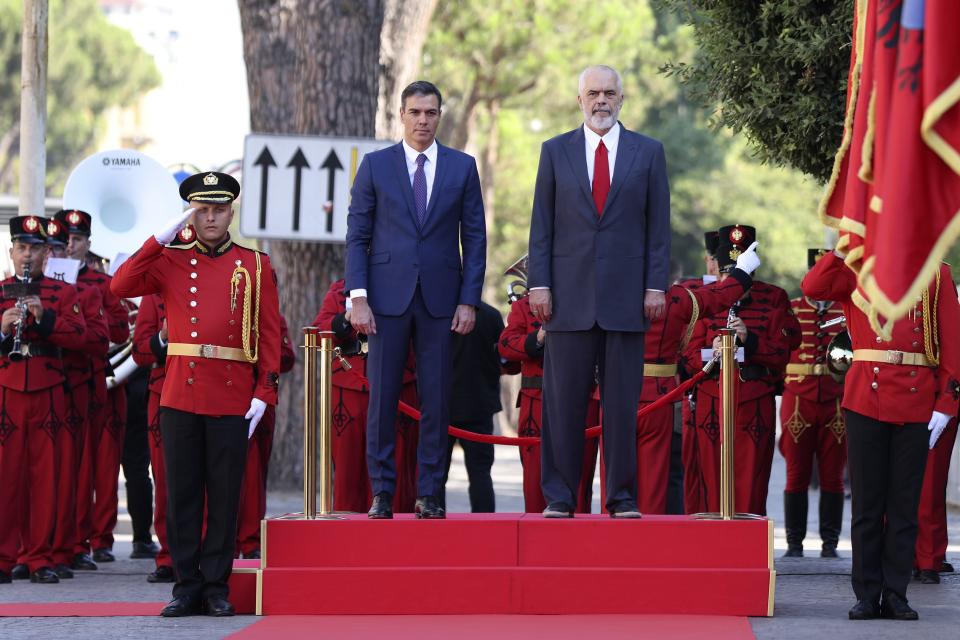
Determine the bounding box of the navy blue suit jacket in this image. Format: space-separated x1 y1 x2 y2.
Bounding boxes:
527 125 671 332
345 142 486 318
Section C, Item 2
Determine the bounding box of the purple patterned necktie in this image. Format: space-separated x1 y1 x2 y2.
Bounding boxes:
413 153 427 226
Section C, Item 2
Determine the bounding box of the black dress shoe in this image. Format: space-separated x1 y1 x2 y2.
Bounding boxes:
820 547 839 558
92 548 115 563
53 564 74 579
782 547 803 558
848 600 880 620
941 561 955 573
204 595 235 617
147 565 175 583
880 591 919 620
0 571 11 584
71 553 97 571
917 569 940 584
368 492 394 519
414 495 446 519
245 549 261 560
543 502 574 518
160 596 201 618
29 567 60 584
11 563 29 580
609 501 642 519
130 540 160 559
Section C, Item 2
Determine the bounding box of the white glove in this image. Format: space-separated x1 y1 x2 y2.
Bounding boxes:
245 398 267 439
154 208 194 245
928 411 951 449
735 241 761 275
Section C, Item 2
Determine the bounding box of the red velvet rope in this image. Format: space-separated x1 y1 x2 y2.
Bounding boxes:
337 363 710 447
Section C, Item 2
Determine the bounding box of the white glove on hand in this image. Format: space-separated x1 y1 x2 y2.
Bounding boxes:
154 208 194 245
245 398 267 439
928 411 951 449
735 241 761 275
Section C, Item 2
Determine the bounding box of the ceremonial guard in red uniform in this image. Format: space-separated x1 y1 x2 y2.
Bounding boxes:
689 225 800 516
679 231 721 514
802 250 960 621
601 244 760 514
314 279 419 513
56 209 131 567
0 216 86 584
235 315 295 558
779 249 847 558
914 416 958 584
41 219 109 579
131 291 173 582
498 258 598 513
112 172 281 617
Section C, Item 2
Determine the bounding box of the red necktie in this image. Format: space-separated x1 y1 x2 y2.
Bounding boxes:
593 140 610 216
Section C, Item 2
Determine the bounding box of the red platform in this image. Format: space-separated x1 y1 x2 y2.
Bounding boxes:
250 514 775 617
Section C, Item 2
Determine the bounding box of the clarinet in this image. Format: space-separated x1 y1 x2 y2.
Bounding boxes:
8 262 31 362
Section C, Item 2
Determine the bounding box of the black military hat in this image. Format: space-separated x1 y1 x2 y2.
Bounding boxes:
704 231 720 257
808 248 829 269
179 172 241 204
9 215 49 244
716 224 756 274
54 209 93 236
46 217 68 246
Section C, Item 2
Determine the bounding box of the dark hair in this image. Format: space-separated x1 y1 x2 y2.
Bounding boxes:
401 80 442 110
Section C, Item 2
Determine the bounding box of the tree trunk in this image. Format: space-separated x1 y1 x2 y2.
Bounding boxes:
238 0 432 490
376 0 437 140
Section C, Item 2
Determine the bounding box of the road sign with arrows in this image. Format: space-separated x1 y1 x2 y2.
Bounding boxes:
240 133 391 242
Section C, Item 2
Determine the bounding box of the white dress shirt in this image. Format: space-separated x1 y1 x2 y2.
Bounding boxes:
531 123 661 294
351 139 439 300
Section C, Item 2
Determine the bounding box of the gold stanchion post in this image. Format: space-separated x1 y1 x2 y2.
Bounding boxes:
302 327 318 519
719 328 737 520
317 331 335 515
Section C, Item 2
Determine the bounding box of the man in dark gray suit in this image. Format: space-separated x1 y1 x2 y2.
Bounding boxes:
527 65 671 518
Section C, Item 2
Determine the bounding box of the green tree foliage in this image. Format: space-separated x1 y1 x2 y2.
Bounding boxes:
0 0 160 192
656 0 854 183
424 0 828 300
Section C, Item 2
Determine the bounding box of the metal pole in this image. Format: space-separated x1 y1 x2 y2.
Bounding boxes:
19 0 48 215
719 328 737 520
317 331 335 516
302 327 318 519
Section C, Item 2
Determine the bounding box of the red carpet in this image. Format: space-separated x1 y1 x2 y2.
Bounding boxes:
228 614 755 639
0 602 166 617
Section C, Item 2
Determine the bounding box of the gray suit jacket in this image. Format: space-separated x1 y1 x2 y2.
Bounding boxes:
527 124 671 332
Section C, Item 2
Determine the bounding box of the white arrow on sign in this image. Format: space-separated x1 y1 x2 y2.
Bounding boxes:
240 133 392 242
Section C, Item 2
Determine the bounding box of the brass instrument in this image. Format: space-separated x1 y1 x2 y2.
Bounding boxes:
503 254 529 303
818 314 851 382
7 263 33 361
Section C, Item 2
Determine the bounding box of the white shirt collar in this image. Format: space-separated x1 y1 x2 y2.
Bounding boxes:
583 122 620 155
402 139 438 166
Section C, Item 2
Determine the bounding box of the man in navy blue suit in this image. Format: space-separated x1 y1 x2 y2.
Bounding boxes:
345 81 487 519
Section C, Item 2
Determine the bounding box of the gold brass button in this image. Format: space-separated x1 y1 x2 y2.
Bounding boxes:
187 378 194 385
229 319 236 326
190 258 197 266
912 341 919 347
910 370 917 377
188 361 196 369
875 336 882 343
873 367 880 374
191 317 197 324
914 327 921 333
871 381 879 390
190 331 197 338
910 387 917 393
228 335 234 341
226 380 232 387
190 272 198 279
190 286 197 294
190 301 197 308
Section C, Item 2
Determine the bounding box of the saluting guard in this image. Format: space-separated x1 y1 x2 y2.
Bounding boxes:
112 172 281 617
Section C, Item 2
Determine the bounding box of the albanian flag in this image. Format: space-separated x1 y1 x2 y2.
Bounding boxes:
821 0 960 333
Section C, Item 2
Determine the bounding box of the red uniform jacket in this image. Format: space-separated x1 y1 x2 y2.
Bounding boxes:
690 280 801 402
0 276 87 392
801 253 960 422
498 295 544 402
641 270 752 401
61 282 110 388
77 266 129 376
314 279 416 392
112 235 282 415
783 297 845 403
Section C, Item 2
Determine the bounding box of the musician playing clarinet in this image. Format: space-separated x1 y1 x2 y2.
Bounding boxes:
687 225 801 515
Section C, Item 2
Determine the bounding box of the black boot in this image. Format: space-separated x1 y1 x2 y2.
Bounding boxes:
782 491 808 558
819 491 844 558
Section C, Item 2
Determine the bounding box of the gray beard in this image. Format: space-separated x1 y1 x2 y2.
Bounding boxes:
587 111 617 130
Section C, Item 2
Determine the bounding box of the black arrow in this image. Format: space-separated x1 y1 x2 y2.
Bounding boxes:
320 149 344 233
287 148 310 232
253 147 276 230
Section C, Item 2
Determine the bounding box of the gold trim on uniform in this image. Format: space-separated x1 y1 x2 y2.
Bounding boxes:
827 399 845 444
784 397 810 444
